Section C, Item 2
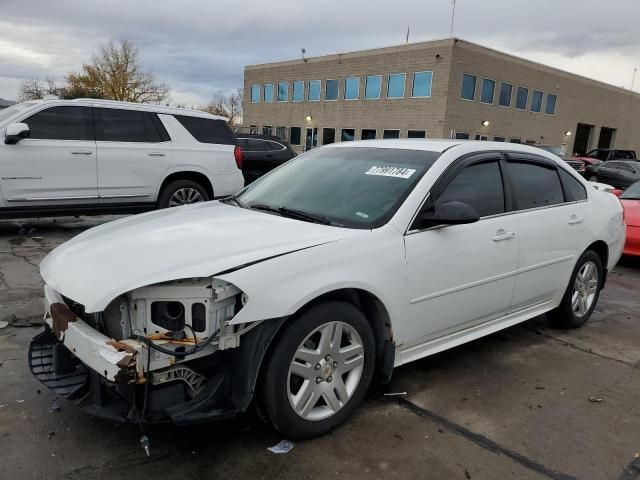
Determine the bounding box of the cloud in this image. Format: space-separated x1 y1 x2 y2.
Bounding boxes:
0 0 638 104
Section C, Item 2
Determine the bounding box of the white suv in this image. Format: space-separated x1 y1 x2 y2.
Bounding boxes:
0 99 244 218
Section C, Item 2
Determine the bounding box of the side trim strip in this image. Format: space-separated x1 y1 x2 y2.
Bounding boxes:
409 255 574 304
6 195 99 202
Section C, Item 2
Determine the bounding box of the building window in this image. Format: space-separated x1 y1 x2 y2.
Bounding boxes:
461 74 476 100
475 134 488 141
277 82 288 102
249 125 257 134
292 81 304 102
412 71 433 97
531 90 543 112
498 83 512 107
408 130 426 138
264 84 274 103
387 73 406 99
323 128 335 145
480 79 495 104
455 132 470 139
545 94 557 115
275 126 287 140
365 75 382 99
361 129 376 140
344 77 360 100
525 140 536 145
383 129 400 139
515 87 528 110
510 137 521 143
262 125 272 136
290 127 301 145
493 136 505 142
250 85 260 103
308 80 321 101
305 127 318 150
325 79 339 101
341 128 355 141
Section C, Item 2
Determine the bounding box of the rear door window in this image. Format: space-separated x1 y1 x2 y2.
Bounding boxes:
24 106 94 141
436 160 505 217
95 108 166 142
558 169 587 201
173 115 236 145
507 160 564 209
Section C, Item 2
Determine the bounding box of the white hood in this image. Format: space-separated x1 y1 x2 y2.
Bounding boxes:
40 202 364 312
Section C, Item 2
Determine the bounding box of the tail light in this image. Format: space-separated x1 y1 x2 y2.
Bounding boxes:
234 145 244 169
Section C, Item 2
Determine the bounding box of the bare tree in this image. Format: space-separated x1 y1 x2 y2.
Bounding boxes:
17 77 63 101
201 88 243 125
66 39 169 103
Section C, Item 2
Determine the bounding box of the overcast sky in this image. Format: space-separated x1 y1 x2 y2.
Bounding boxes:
1 0 638 106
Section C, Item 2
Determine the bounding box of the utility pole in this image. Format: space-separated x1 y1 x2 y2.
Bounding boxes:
449 0 457 38
406 26 410 43
632 67 638 95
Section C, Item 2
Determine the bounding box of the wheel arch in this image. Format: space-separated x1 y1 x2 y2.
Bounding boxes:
158 171 214 201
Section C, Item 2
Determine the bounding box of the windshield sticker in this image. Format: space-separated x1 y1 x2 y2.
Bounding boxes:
355 211 369 219
365 166 416 179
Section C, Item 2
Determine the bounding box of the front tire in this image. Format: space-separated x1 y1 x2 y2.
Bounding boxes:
258 302 375 439
548 250 603 328
158 180 209 209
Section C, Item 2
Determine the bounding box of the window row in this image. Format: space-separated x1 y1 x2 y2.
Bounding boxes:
460 74 557 115
250 72 433 103
251 125 428 146
454 131 541 145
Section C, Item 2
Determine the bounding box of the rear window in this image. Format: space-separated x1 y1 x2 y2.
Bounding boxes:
558 168 587 201
174 115 236 145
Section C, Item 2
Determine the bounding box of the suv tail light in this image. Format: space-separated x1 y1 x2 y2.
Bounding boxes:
234 145 244 169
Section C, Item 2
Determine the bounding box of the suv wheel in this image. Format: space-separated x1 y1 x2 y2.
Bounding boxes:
259 302 375 439
158 180 209 209
548 250 603 328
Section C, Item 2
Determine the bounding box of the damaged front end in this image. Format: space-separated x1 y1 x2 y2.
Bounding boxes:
29 279 284 424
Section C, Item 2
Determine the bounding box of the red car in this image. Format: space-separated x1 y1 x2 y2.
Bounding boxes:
620 181 640 256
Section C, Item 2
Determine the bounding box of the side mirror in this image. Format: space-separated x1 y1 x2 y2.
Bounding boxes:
420 201 480 227
4 123 30 145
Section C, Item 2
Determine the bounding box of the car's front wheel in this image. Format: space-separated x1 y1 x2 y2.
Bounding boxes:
548 250 603 328
259 302 375 439
158 179 209 209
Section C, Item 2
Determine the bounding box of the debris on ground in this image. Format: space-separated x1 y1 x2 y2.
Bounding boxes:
589 395 604 403
0 404 7 409
49 401 61 412
383 392 407 396
0 320 8 329
268 440 295 454
47 432 55 440
465 469 472 479
1 313 44 328
16 399 24 403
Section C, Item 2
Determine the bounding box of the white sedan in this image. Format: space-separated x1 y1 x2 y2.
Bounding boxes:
30 140 625 439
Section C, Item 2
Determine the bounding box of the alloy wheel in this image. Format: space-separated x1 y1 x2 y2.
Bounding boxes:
168 188 203 207
287 321 365 421
571 260 599 317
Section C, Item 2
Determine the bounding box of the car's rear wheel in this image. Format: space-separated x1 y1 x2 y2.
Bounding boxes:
548 250 603 328
258 301 375 439
158 180 209 209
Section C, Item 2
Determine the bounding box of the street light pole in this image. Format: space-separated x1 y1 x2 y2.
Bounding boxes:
632 67 638 95
449 0 457 38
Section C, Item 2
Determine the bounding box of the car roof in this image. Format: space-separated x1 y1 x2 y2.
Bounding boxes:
22 98 228 121
324 139 562 156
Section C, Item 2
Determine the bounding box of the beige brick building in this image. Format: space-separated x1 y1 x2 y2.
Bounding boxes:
243 38 640 155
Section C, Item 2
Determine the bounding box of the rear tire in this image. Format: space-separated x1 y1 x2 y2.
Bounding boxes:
548 250 603 329
258 301 375 439
158 180 209 209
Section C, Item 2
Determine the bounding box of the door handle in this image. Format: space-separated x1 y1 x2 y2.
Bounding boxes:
71 150 93 155
568 215 584 225
493 230 515 241
148 152 166 157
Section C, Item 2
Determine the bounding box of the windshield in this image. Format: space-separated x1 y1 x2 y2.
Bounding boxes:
586 149 608 160
621 181 640 200
0 101 37 126
234 146 440 228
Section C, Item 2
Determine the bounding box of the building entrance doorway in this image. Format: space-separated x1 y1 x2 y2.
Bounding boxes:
598 127 616 149
573 123 594 156
305 128 317 151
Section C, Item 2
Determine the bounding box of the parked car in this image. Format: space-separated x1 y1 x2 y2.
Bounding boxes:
535 145 585 174
588 160 640 189
588 181 622 197
236 134 297 184
30 140 624 439
578 149 637 178
620 181 640 256
0 99 244 218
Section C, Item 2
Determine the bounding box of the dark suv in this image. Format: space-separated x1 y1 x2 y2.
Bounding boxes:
237 135 297 184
